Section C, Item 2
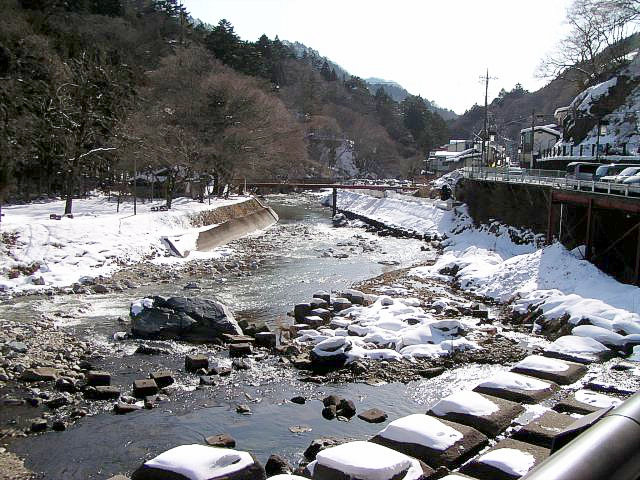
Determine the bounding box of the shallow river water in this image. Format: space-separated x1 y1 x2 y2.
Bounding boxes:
4 194 505 479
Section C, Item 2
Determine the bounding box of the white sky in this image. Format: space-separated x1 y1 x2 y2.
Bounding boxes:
181 0 573 114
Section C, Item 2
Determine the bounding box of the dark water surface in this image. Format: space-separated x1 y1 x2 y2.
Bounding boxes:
4 194 499 479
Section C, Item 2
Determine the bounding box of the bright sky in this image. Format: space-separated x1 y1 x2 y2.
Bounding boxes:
181 0 573 114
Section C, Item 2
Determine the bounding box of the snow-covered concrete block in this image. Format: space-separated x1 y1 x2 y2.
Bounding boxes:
543 335 612 364
371 414 488 468
473 371 558 404
511 355 587 385
131 444 266 480
571 325 624 349
512 410 575 448
459 438 550 480
553 389 623 415
427 391 524 437
309 441 431 480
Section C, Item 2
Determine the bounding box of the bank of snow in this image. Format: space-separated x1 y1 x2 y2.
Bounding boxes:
331 190 640 340
0 195 250 293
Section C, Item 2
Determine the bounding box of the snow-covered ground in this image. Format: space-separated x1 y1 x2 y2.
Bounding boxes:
0 195 249 293
333 190 640 345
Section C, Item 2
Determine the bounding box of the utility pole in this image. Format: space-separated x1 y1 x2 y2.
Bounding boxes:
479 70 497 168
133 155 137 215
530 109 536 169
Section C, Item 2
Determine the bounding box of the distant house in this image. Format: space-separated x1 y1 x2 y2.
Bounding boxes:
519 124 562 168
426 146 480 174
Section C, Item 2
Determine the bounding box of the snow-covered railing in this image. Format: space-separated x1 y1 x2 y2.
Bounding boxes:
463 167 640 197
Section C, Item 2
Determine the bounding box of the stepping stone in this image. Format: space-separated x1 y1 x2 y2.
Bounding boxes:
357 408 388 423
543 335 612 364
20 367 59 382
255 332 277 348
459 438 550 480
131 445 265 480
209 361 232 376
313 291 331 303
309 308 331 321
427 391 524 437
133 379 158 398
304 316 325 328
371 414 488 469
84 386 120 400
310 441 434 480
439 476 476 480
473 371 558 404
571 325 625 349
185 354 208 372
294 303 312 322
222 334 255 344
114 402 142 415
205 433 236 448
332 298 352 313
310 298 329 309
511 355 587 385
229 343 253 357
511 410 575 448
86 371 111 386
149 371 174 388
553 389 623 415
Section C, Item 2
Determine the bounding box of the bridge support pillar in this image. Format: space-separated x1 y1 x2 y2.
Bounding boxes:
332 188 337 217
636 228 640 286
547 194 556 244
585 199 594 260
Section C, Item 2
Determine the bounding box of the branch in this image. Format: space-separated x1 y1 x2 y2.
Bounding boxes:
74 147 117 162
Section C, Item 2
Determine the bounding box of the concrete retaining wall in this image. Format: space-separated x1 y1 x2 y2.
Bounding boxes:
163 197 278 257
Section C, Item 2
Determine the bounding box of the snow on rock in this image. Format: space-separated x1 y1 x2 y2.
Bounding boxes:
514 355 569 373
268 476 309 480
313 441 423 480
377 414 463 451
571 325 625 347
330 190 640 341
0 196 249 293
575 390 623 409
544 335 610 359
131 298 154 317
476 448 536 476
138 444 256 480
431 391 500 417
476 372 551 391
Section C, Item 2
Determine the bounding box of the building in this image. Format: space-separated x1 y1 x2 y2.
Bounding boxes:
519 124 562 168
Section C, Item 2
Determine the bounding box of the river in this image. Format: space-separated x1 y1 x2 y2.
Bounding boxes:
3 193 504 479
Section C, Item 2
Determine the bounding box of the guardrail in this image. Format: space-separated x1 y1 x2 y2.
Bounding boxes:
521 392 640 480
463 167 640 197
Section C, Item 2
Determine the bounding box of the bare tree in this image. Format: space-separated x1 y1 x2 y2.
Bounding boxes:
538 0 640 87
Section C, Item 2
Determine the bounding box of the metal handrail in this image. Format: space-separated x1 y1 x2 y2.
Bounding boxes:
521 392 640 480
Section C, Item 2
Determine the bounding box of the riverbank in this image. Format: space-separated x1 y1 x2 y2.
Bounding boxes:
0 195 264 295
334 190 640 345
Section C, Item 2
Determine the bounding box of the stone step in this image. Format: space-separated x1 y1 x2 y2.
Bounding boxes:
427 391 524 437
472 371 558 404
511 410 576 448
370 414 488 469
510 355 587 385
542 335 613 364
553 389 624 415
459 438 550 480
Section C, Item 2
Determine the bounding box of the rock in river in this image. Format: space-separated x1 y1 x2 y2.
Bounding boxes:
130 296 241 342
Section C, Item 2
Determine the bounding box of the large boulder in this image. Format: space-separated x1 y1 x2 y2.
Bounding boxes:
130 297 241 342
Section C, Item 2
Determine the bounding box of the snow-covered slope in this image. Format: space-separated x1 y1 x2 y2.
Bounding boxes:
0 196 248 293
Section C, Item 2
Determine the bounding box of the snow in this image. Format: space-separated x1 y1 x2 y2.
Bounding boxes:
303 293 481 363
544 335 610 358
377 414 463 451
268 476 309 480
477 448 536 476
0 195 249 293
571 325 624 347
430 390 500 417
476 372 550 391
575 390 622 409
143 445 254 480
130 298 154 317
314 441 422 480
514 355 569 373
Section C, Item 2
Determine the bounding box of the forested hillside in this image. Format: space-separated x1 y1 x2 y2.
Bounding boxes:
0 0 450 210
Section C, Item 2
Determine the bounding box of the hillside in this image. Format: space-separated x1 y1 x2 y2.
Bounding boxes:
0 0 451 208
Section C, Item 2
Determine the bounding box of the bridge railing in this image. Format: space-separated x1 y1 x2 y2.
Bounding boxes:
463 167 640 197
